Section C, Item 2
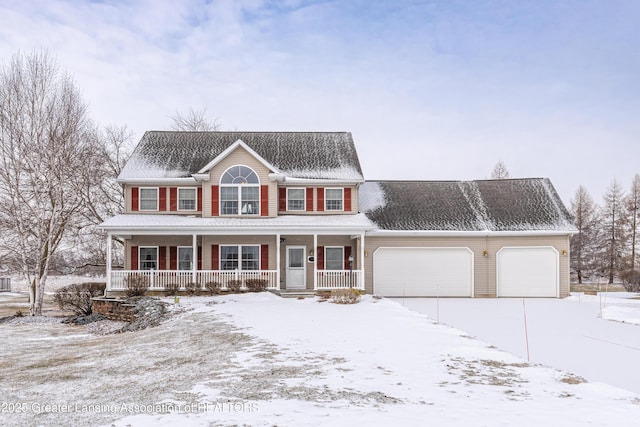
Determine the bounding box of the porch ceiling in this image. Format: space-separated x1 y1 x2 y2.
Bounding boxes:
99 213 375 236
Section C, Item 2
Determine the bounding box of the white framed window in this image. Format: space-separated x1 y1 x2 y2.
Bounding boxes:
325 188 343 211
287 188 305 211
220 165 260 215
178 247 193 271
220 245 260 271
178 188 197 211
139 247 158 270
325 247 344 270
139 188 158 211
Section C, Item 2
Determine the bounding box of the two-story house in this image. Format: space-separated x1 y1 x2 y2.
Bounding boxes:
100 131 577 298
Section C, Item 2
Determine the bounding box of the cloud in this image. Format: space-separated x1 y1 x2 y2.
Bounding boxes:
0 0 639 203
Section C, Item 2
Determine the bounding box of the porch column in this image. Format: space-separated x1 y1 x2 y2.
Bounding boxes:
106 232 112 292
360 232 365 290
192 234 197 284
313 233 318 290
276 234 281 290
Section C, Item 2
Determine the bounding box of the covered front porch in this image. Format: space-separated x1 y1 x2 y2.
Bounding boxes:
102 214 373 293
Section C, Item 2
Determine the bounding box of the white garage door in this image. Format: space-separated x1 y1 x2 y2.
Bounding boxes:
497 247 559 297
373 248 473 297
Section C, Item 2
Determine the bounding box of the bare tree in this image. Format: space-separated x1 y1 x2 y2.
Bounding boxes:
170 107 221 131
0 51 97 315
625 174 640 271
569 186 600 283
599 179 627 284
70 124 133 270
490 161 511 179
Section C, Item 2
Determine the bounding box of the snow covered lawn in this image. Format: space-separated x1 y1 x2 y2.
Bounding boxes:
1 293 640 426
397 292 640 395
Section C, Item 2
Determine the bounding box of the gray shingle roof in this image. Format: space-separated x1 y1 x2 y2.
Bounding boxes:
360 178 576 232
119 131 364 181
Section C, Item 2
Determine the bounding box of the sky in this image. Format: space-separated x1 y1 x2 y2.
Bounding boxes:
0 0 638 205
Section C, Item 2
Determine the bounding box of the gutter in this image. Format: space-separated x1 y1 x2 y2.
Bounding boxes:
365 229 579 237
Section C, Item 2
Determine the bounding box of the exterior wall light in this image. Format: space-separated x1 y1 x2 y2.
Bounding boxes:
483 250 489 257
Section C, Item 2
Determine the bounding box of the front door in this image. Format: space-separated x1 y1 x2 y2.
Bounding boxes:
286 246 306 289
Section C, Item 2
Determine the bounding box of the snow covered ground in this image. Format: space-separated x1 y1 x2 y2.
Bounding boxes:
2 293 640 426
396 292 640 395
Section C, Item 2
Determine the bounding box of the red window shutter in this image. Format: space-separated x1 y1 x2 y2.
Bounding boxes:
198 246 202 270
344 188 352 212
197 187 203 211
169 246 177 270
317 246 324 270
278 187 286 211
170 187 178 211
159 187 167 212
344 246 352 270
131 187 139 211
317 188 325 212
159 246 167 270
211 244 219 270
211 185 219 216
306 188 314 212
260 185 269 216
261 244 269 270
131 246 139 270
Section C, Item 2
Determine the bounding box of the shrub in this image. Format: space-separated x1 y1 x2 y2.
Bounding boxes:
164 282 180 297
205 281 221 295
329 288 361 304
227 279 243 293
245 278 268 292
620 270 640 292
53 282 107 316
124 274 149 297
185 282 201 296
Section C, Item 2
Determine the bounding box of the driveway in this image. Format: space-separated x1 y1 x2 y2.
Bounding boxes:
393 295 640 394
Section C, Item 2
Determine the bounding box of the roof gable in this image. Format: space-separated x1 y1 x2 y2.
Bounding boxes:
196 139 279 175
360 178 576 233
118 131 364 182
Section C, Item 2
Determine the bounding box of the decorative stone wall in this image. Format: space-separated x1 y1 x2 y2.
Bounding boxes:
92 298 137 322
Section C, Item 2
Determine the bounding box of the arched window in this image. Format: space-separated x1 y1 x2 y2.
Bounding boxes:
220 165 260 215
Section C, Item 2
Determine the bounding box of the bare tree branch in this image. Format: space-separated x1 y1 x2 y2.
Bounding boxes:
0 50 96 315
169 107 221 131
490 161 510 179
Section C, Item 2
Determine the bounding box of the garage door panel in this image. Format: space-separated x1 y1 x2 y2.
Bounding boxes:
497 247 558 297
374 248 473 297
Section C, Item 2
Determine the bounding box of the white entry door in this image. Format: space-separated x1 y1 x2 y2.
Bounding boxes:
286 246 306 289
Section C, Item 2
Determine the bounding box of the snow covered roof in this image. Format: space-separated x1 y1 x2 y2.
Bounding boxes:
100 213 375 235
360 178 577 233
118 131 364 181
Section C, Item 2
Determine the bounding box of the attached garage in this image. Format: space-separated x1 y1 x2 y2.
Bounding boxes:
497 247 559 297
373 247 473 297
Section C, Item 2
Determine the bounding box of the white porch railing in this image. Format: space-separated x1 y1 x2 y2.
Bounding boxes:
315 270 363 290
109 270 279 291
197 270 279 290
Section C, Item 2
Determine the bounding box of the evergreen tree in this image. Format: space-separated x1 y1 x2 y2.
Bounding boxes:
569 186 599 283
625 174 640 271
599 180 627 284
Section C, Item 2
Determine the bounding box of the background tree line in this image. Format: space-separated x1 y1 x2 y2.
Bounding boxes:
570 176 640 288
